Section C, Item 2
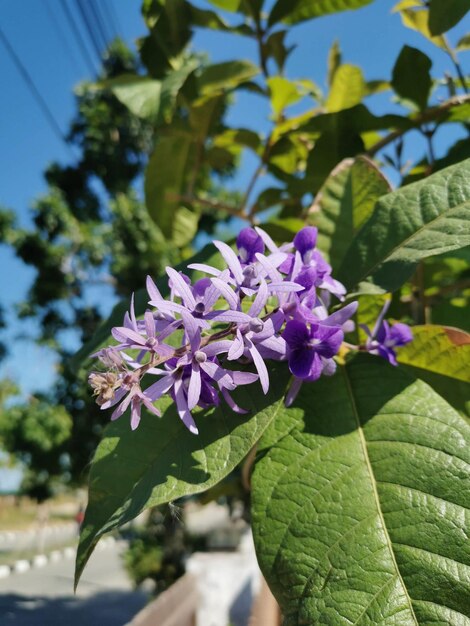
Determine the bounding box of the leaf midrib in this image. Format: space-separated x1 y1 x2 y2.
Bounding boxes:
341 365 419 625
350 194 470 287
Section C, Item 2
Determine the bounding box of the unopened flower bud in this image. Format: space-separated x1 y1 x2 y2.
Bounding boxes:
194 351 207 363
249 318 264 333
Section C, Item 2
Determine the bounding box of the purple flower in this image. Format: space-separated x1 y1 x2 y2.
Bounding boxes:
225 280 286 393
92 369 161 431
90 224 413 431
236 227 264 264
294 226 317 263
149 267 250 327
362 301 412 366
111 297 175 363
282 320 344 381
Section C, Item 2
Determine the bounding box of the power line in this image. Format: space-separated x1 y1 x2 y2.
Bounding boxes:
104 0 123 39
74 0 103 63
59 0 97 76
88 0 112 47
44 0 83 75
0 25 74 155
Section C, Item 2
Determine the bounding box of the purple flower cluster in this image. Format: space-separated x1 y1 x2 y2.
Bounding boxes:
89 226 412 434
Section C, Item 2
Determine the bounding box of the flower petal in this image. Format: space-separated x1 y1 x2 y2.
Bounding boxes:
145 375 175 401
211 277 240 310
187 363 201 410
288 348 316 379
247 340 269 394
282 320 310 350
285 377 303 407
324 301 358 328
145 311 155 339
228 330 245 360
174 377 199 435
130 396 141 430
205 310 251 324
203 340 233 357
213 240 244 283
230 371 258 386
166 267 197 309
146 276 163 302
248 278 268 318
112 327 146 346
187 263 222 276
221 388 248 414
255 252 283 283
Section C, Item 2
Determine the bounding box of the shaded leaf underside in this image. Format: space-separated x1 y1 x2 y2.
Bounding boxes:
75 363 289 587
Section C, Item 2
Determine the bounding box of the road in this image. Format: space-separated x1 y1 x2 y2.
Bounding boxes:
0 541 148 625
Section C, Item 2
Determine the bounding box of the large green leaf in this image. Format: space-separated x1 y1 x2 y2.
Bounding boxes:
326 64 366 113
397 324 470 383
392 1 447 51
75 363 289 587
398 325 470 418
145 132 194 237
337 159 470 292
310 156 391 271
268 77 304 119
252 355 470 624
428 0 469 35
108 62 198 124
268 0 374 26
109 75 162 121
197 60 259 97
391 45 432 111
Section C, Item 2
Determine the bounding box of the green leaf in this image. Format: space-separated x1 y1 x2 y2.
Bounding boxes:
139 0 192 78
268 77 304 119
251 187 286 214
327 40 341 88
158 59 199 123
75 363 289 587
457 33 470 51
268 0 374 26
392 1 448 51
392 45 432 111
145 132 194 238
108 75 162 121
310 157 391 271
204 0 242 10
397 324 470 383
252 355 470 624
263 30 296 73
326 64 366 113
197 60 259 97
172 206 198 247
213 128 261 153
189 4 253 35
337 158 470 293
428 0 469 35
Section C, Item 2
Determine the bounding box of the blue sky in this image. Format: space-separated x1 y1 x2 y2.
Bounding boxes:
0 0 468 400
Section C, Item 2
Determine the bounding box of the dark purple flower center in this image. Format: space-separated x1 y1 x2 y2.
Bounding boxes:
293 227 317 261
237 228 264 263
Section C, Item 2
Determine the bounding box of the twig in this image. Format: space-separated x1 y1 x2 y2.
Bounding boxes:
168 193 244 219
366 94 470 157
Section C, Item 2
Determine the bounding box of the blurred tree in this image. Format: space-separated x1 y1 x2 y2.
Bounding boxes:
0 382 72 502
0 37 239 492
